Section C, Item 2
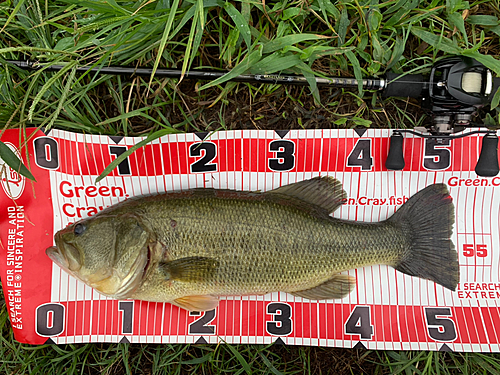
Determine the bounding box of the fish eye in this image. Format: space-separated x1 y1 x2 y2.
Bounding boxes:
74 223 86 236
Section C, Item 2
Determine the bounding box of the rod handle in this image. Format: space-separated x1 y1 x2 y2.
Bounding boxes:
475 133 499 177
386 132 405 170
382 73 424 98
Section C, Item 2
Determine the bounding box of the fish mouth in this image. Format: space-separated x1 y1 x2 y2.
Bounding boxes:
45 244 84 287
46 231 82 273
46 246 69 269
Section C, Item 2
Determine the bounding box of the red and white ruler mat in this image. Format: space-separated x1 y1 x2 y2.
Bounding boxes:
1 127 500 351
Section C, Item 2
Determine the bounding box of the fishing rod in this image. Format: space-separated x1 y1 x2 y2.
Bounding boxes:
4 56 500 176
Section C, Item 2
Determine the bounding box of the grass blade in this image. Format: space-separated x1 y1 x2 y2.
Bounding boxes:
149 0 180 86
448 12 468 44
262 34 328 54
492 87 500 110
224 2 252 50
95 107 162 127
466 15 499 26
296 61 320 104
0 141 36 181
198 46 263 90
0 46 78 56
461 50 500 75
411 27 462 54
43 65 77 132
180 352 212 365
249 53 301 74
345 50 363 96
259 352 283 375
28 61 78 121
95 128 178 183
225 345 252 375
180 1 201 80
337 7 349 45
0 0 27 34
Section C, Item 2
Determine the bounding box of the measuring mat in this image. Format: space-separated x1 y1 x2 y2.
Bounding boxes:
1 127 499 351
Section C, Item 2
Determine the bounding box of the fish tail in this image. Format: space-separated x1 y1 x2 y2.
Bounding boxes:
388 184 459 291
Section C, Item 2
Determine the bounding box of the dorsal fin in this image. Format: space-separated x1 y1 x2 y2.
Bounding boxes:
265 176 347 214
158 177 347 217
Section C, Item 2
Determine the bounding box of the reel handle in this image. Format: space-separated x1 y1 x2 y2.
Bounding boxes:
385 132 405 170
475 133 499 177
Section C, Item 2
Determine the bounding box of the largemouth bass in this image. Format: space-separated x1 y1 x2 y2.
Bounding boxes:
46 177 458 311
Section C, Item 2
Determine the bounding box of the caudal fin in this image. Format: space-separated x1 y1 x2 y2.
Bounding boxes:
389 184 459 291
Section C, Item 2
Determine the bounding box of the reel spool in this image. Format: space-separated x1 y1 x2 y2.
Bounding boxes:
383 56 500 177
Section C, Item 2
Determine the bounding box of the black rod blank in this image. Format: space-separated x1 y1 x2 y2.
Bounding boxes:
3 60 386 90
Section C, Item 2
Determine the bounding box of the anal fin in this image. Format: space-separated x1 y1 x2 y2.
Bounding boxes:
291 274 356 300
173 295 219 311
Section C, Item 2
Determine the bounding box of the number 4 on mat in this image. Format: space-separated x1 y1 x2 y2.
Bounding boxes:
347 140 373 171
345 306 374 340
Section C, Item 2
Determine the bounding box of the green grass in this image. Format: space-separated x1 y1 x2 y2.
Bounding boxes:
2 0 500 373
2 0 500 137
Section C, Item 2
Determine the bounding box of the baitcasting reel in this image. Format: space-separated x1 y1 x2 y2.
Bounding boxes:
382 56 500 176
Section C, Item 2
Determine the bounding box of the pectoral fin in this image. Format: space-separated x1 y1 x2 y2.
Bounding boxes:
173 295 219 311
159 257 219 282
291 274 356 300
